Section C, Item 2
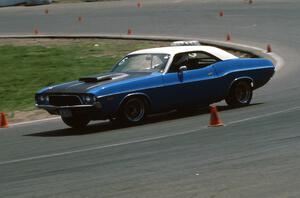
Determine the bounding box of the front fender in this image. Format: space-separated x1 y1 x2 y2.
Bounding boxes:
118 92 152 112
98 92 152 117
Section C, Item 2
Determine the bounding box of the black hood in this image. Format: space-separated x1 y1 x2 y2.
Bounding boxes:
44 72 150 94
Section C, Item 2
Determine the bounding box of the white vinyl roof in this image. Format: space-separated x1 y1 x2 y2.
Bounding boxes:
129 46 238 60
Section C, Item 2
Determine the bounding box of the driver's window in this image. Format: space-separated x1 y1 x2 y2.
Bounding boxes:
168 51 219 73
187 52 219 70
168 53 189 73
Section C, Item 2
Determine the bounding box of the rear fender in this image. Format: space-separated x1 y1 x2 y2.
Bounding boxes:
226 77 254 96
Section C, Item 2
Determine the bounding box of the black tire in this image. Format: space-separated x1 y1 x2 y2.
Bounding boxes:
119 97 147 124
61 116 90 129
225 81 253 107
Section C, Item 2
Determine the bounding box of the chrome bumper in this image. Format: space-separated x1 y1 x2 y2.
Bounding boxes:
36 104 94 109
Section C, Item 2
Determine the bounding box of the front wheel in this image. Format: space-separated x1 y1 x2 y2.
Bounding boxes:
119 97 147 125
225 81 253 107
61 116 90 129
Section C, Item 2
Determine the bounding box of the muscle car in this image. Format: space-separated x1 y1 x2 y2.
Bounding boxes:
35 43 275 128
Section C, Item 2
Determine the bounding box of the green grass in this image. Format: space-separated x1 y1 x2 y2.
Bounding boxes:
0 39 166 112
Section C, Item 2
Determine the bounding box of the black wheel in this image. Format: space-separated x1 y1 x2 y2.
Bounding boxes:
225 81 253 107
61 116 90 129
119 97 147 124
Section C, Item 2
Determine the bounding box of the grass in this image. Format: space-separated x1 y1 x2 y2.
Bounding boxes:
0 39 166 112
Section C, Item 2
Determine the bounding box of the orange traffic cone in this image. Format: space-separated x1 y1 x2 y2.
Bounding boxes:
267 44 272 53
0 112 8 128
137 1 141 8
219 10 224 17
127 28 133 35
226 33 231 41
78 16 83 22
33 28 39 35
209 106 224 127
44 8 49 14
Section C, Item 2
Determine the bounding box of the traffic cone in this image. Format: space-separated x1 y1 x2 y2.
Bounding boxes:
33 28 39 35
249 0 253 4
44 8 49 14
0 112 8 128
78 16 83 22
127 28 133 35
137 1 141 8
226 33 231 41
267 44 272 53
209 106 224 127
219 10 224 17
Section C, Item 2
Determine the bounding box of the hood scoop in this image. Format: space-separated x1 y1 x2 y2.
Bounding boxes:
79 73 127 83
79 75 112 83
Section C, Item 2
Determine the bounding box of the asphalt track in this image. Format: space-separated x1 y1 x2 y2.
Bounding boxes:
1 0 300 197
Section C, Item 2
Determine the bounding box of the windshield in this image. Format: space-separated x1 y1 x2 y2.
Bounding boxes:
112 53 170 73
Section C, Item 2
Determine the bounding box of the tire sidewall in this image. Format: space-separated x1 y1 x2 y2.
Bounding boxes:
120 97 147 124
226 81 253 107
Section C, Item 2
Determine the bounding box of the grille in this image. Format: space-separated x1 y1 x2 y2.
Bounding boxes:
49 95 82 106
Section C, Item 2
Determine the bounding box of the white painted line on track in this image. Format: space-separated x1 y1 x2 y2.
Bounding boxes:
228 106 300 125
0 127 207 166
9 117 60 127
0 106 299 166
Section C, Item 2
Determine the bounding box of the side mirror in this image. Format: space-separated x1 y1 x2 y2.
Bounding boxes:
178 66 187 73
178 66 187 82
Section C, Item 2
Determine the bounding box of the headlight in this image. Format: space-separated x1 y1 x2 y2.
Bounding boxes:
85 95 92 103
37 95 49 103
83 95 96 104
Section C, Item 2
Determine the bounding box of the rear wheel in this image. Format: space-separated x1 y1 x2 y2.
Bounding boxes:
225 81 253 107
119 97 147 125
61 116 90 129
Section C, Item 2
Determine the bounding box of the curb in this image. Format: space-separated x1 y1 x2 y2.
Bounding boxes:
0 34 284 70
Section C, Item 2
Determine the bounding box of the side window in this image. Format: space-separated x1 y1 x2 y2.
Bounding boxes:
186 52 219 70
168 53 189 73
168 51 219 73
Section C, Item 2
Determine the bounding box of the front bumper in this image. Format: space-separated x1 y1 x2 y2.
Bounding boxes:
36 104 94 109
36 103 108 120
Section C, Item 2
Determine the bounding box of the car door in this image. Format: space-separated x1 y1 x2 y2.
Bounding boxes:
162 51 220 107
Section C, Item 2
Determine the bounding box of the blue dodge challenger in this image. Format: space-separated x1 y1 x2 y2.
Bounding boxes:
35 42 275 128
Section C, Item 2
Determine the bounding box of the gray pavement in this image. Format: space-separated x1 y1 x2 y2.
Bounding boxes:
1 0 300 197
